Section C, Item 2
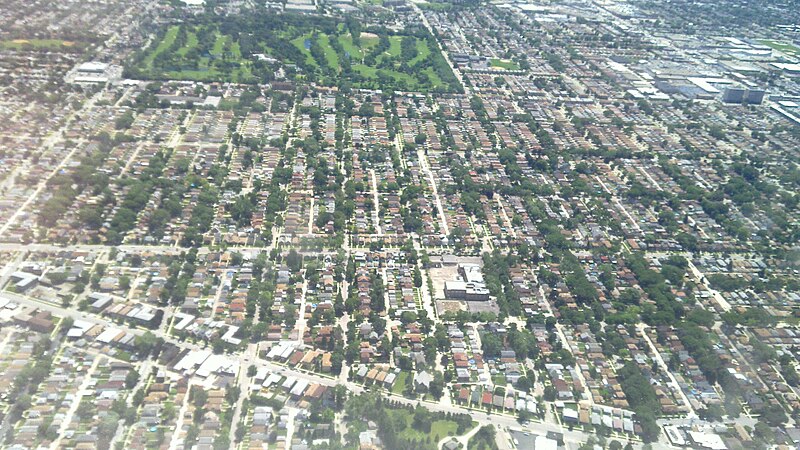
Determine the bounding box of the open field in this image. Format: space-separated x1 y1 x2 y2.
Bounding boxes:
0 39 83 51
490 58 520 70
758 39 800 58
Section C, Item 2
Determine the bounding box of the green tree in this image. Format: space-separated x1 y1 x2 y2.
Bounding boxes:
413 266 423 288
125 370 140 389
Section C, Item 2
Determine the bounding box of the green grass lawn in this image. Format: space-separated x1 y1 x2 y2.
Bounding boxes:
176 31 198 57
431 421 459 439
318 34 340 67
142 25 179 68
230 40 243 59
492 373 506 386
425 67 443 86
297 30 446 90
350 54 444 90
353 64 378 78
136 24 254 82
0 38 83 51
132 17 458 91
163 68 217 80
338 33 378 60
338 34 362 59
386 408 460 442
291 33 318 67
212 33 227 54
392 370 410 394
410 39 431 65
758 39 800 57
387 36 403 57
490 58 520 70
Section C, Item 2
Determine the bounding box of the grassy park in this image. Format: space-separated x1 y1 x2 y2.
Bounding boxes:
344 393 476 450
285 27 452 91
129 13 460 92
490 58 520 70
134 25 253 82
0 39 84 51
386 408 462 442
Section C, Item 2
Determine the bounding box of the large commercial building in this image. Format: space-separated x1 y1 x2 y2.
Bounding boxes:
722 87 766 104
444 263 490 301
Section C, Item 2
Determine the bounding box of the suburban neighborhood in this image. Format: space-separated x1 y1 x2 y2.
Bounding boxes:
0 0 799 449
